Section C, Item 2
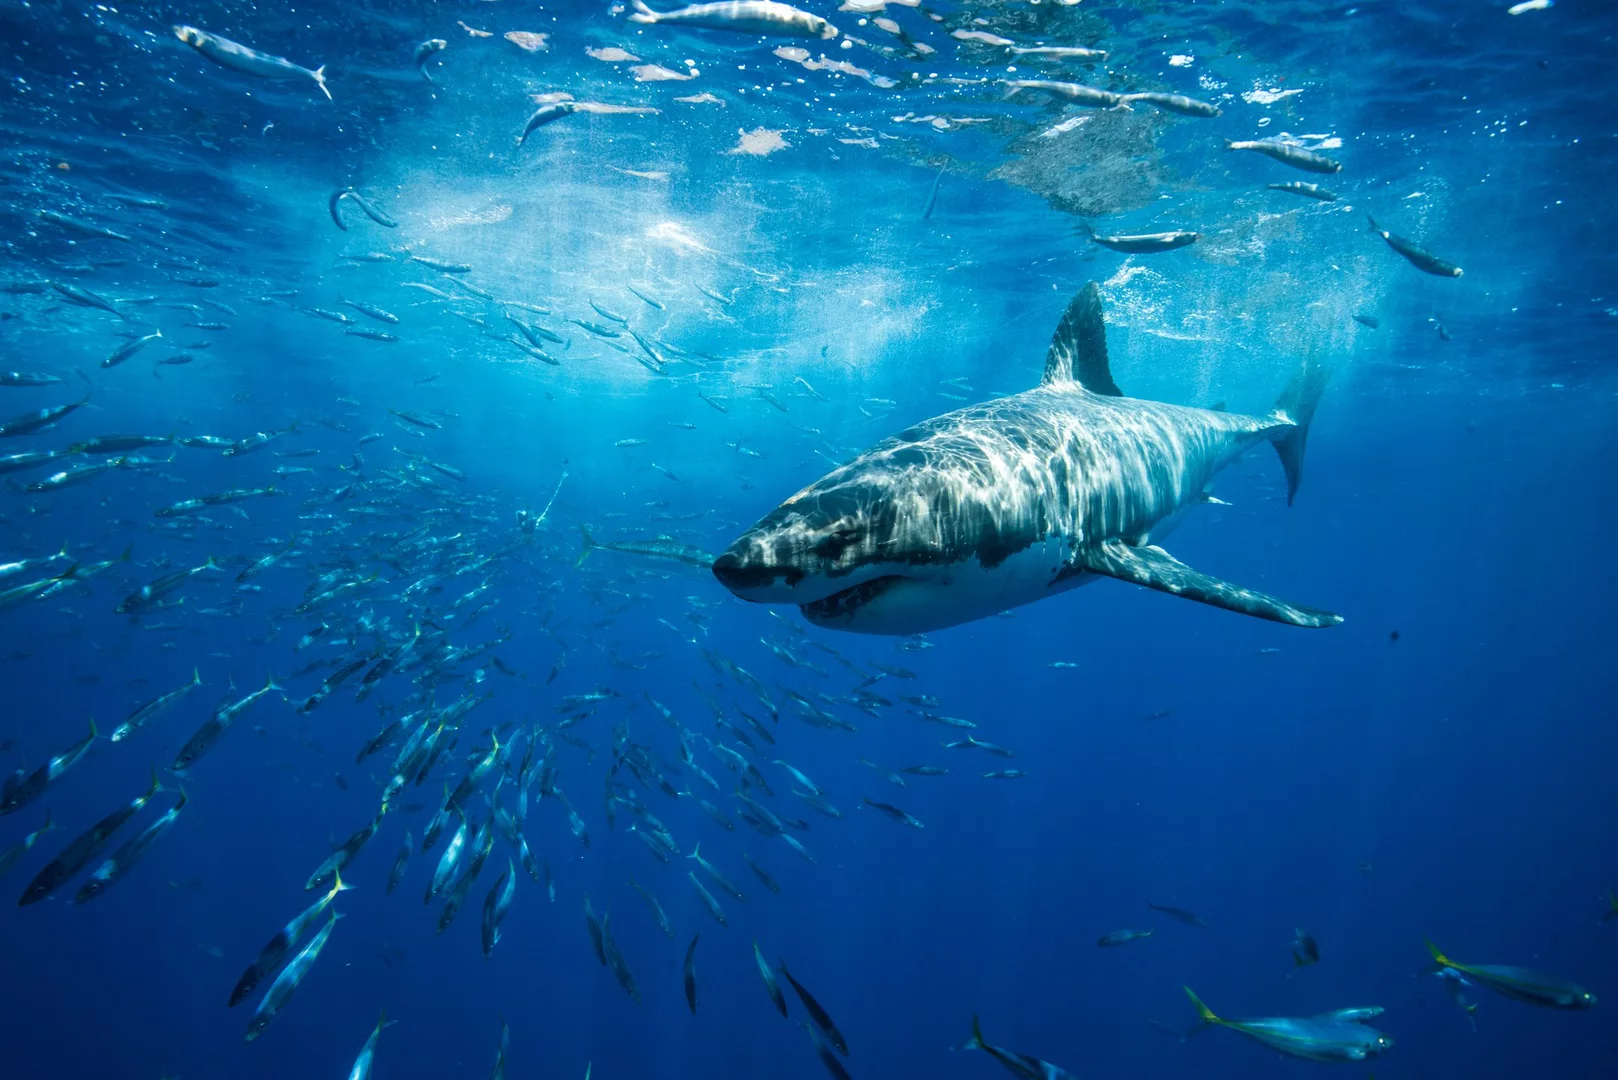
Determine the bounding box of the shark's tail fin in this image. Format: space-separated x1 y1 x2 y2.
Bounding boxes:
1268 358 1331 506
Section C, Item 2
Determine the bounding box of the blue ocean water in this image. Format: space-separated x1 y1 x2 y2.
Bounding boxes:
1 1 1615 1077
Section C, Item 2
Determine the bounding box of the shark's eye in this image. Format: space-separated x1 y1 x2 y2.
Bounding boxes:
813 527 860 560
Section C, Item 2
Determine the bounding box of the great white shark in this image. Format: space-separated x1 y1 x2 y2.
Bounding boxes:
711 281 1341 635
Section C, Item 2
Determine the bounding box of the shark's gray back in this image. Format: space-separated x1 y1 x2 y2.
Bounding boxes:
854 384 1277 565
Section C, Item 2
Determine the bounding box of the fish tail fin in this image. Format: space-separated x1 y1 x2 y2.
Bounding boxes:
264 674 283 694
41 810 54 832
192 667 202 686
1223 139 1237 150
1267 358 1332 506
331 868 354 898
575 524 596 567
118 545 133 563
1293 951 1306 967
1183 986 1220 1025
966 1012 989 1051
1425 938 1451 966
147 765 163 796
313 65 332 101
1366 213 1380 233
629 0 659 21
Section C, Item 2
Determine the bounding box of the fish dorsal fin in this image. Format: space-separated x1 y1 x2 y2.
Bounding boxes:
1043 282 1121 395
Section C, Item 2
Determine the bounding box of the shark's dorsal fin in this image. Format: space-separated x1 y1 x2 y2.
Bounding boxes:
1042 282 1121 395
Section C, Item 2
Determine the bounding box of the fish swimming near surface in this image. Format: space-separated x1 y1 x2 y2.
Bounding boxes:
1367 215 1463 278
577 525 714 568
415 38 447 83
173 26 330 101
480 859 517 957
1087 229 1198 254
684 934 700 1013
1434 967 1480 1029
1268 181 1338 201
713 281 1340 635
1293 927 1320 966
329 189 398 231
228 871 351 1007
347 1010 390 1080
1225 139 1342 173
73 787 189 904
963 1013 1079 1080
1007 45 1108 62
244 911 342 1041
778 959 847 1056
519 102 577 145
0 371 65 387
1147 902 1209 927
1119 92 1221 117
1424 940 1597 1009
628 0 838 39
19 769 163 906
754 940 788 1016
1003 80 1120 107
2 718 97 815
922 167 944 220
1183 987 1394 1062
0 812 57 881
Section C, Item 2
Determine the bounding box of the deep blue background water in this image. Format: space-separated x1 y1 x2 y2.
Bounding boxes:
1 1 1615 1078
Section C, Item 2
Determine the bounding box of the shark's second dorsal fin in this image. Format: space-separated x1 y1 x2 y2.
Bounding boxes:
1042 281 1121 395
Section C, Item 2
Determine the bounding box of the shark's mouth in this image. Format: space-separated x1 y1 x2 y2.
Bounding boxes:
799 574 908 621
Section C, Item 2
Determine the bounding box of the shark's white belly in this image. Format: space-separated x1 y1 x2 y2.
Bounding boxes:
801 535 1101 634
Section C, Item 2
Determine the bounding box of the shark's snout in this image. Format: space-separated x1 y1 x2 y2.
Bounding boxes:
711 547 775 596
712 533 810 601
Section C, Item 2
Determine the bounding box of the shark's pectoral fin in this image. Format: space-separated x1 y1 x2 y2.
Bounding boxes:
1078 540 1342 628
